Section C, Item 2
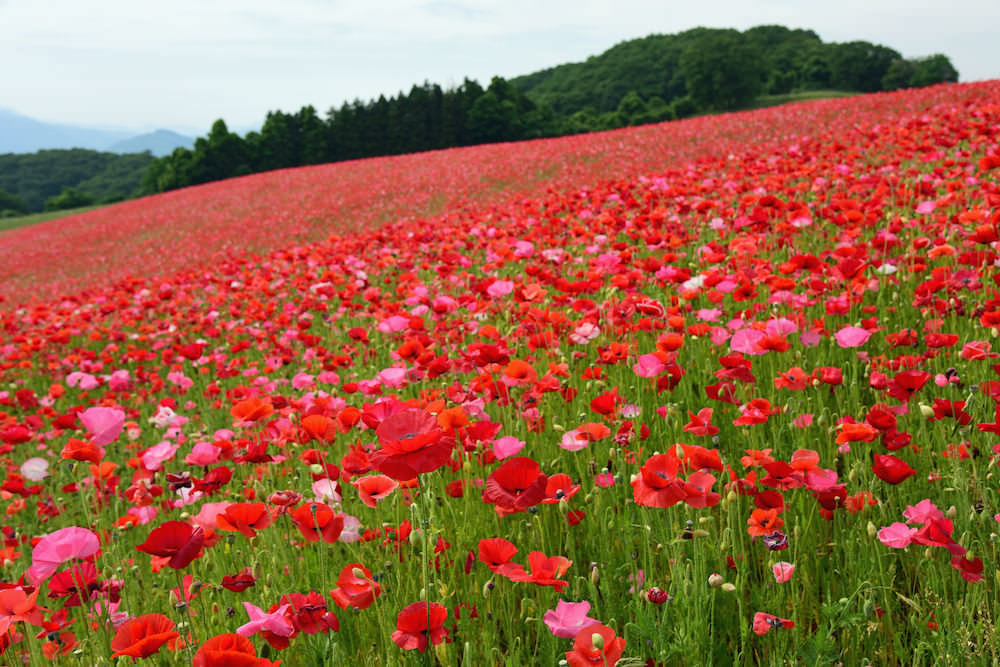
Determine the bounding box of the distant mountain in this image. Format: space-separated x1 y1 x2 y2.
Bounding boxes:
0 108 132 153
107 130 194 157
0 109 193 156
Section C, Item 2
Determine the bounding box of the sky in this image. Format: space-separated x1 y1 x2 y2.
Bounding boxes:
2 0 999 135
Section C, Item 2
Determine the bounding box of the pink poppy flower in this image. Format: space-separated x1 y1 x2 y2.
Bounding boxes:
772 562 795 583
833 326 871 348
543 599 601 638
878 522 918 549
493 436 525 460
753 612 794 634
903 499 943 525
486 280 514 297
633 353 666 378
78 407 125 446
26 526 100 585
184 441 222 466
236 602 294 638
141 441 180 471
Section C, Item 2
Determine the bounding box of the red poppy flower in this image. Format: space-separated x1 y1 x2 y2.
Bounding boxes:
482 456 548 513
752 612 794 635
109 613 179 661
216 503 273 540
60 438 103 464
391 601 448 652
477 538 518 572
951 554 984 582
221 568 256 593
886 370 930 401
282 591 339 634
135 521 205 569
542 474 581 504
193 633 280 667
565 624 626 667
353 475 399 508
369 408 452 480
682 409 719 437
632 451 686 508
498 550 572 592
289 503 344 543
329 563 382 610
871 454 916 485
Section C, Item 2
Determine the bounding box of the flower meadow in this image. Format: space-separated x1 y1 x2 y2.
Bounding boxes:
2 81 1000 665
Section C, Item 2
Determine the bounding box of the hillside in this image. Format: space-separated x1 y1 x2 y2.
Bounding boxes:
0 149 155 213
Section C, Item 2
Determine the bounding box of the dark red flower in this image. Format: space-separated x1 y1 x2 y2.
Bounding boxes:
871 454 916 485
221 568 256 593
135 521 204 569
632 451 686 508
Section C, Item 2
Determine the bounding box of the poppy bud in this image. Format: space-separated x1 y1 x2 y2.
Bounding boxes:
708 573 724 588
925 548 934 559
309 463 324 475
721 583 736 592
591 633 605 650
919 403 935 419
482 579 494 597
867 521 877 538
590 565 600 586
946 505 957 518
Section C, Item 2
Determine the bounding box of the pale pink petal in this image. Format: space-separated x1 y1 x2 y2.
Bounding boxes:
833 326 871 348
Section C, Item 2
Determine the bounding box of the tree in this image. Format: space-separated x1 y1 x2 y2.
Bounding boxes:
827 41 901 92
44 187 95 211
911 54 959 87
882 59 915 90
0 188 28 216
679 31 765 111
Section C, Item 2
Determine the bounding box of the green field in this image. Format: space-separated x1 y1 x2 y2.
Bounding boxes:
0 205 103 233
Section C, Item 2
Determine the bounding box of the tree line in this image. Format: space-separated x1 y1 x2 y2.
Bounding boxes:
0 25 959 212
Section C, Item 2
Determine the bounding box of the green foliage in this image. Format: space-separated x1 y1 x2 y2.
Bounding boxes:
0 188 28 217
827 41 902 93
911 54 959 87
44 186 95 211
679 30 765 111
0 149 153 212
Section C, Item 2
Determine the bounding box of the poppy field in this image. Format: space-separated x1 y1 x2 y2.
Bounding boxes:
3 80 1000 665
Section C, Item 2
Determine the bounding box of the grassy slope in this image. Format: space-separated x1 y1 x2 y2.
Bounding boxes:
0 205 104 233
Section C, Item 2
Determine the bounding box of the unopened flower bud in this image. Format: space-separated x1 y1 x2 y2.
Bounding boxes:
309 463 324 475
867 521 877 539
919 403 935 419
946 505 957 518
591 633 605 650
590 565 600 586
708 573 725 588
721 583 736 592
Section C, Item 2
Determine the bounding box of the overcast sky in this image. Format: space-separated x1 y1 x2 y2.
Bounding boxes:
2 0 998 135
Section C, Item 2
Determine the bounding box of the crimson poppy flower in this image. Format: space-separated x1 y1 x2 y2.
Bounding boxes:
221 568 256 593
109 613 179 661
951 554 984 582
912 517 966 555
871 454 916 485
369 408 452 480
682 408 719 437
565 624 626 667
391 601 448 652
216 503 273 540
632 451 686 508
886 370 930 401
289 502 344 543
282 591 339 634
135 521 204 569
482 456 548 513
329 563 382 610
193 633 279 667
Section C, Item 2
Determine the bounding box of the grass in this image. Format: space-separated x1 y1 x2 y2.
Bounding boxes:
0 205 105 233
748 90 858 110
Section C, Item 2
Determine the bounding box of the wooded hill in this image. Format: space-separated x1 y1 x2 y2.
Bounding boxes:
0 25 958 213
